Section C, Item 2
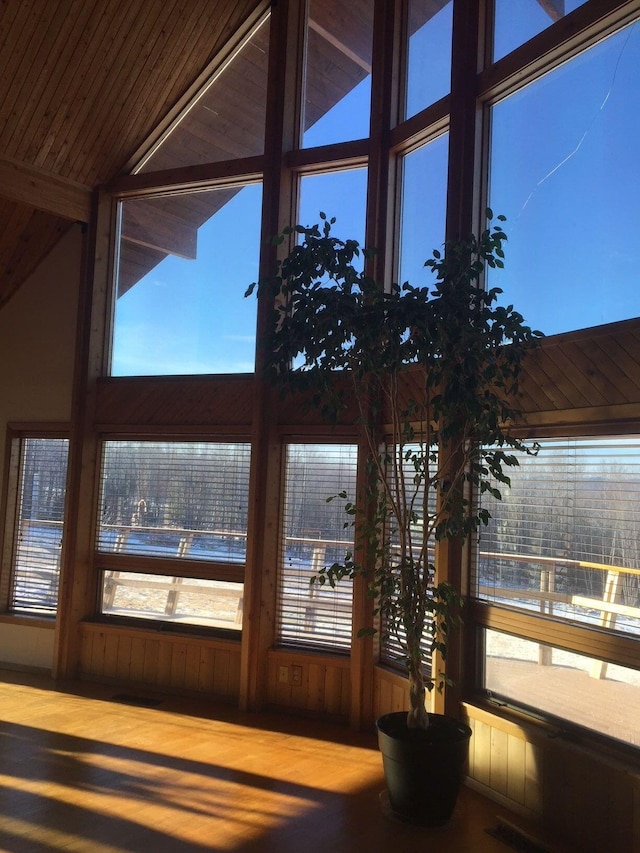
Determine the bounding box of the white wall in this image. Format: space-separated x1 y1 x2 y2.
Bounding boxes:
0 224 82 427
0 622 55 671
0 224 83 671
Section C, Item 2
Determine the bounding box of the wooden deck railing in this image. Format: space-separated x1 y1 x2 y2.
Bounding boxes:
16 520 640 666
98 523 246 627
478 551 640 675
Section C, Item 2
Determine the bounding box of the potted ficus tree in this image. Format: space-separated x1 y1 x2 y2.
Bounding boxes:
247 210 541 825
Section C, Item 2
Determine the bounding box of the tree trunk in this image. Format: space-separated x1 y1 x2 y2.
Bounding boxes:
407 667 430 729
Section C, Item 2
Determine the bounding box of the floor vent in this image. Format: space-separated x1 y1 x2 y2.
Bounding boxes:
486 819 551 852
111 693 162 709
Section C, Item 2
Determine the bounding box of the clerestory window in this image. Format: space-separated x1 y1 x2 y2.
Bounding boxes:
111 184 262 376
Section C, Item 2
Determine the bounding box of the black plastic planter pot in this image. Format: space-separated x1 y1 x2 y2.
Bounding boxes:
376 711 472 826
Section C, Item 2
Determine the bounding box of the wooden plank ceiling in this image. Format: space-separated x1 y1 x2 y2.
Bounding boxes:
0 0 263 307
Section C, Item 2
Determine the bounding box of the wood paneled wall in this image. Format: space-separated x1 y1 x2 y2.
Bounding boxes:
78 623 241 702
266 649 351 717
518 318 640 430
76 622 406 723
464 703 640 853
94 376 255 428
373 665 411 719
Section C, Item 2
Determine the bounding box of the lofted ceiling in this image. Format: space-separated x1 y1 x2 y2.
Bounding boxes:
0 0 564 309
5 1 640 428
0 0 263 308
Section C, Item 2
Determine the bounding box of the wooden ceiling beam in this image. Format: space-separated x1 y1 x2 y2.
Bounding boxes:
0 156 92 222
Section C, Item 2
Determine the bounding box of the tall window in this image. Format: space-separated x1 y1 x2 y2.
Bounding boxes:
96 440 250 630
110 10 271 378
98 0 640 746
488 20 640 336
397 133 449 288
278 443 358 650
476 436 640 745
2 436 69 616
302 0 374 148
404 0 453 119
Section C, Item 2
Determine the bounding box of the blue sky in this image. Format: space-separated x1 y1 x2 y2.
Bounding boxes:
494 0 588 59
112 185 263 376
112 2 639 376
488 19 640 334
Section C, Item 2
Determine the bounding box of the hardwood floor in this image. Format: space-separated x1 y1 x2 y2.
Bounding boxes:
0 669 563 852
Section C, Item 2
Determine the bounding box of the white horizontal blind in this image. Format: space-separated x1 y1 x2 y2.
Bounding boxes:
476 437 640 635
11 437 69 614
97 441 251 564
278 443 357 651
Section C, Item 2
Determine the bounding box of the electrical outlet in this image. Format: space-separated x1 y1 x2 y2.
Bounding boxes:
291 664 302 686
278 665 289 684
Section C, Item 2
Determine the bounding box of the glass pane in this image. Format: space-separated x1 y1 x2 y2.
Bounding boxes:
493 0 589 62
139 16 269 171
302 0 374 148
12 438 69 615
299 168 368 251
405 0 453 120
97 441 251 564
279 444 357 650
112 184 261 376
484 629 640 746
477 437 640 638
101 571 243 630
397 133 448 288
488 23 640 336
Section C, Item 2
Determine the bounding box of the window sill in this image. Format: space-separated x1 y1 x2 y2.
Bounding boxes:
81 617 241 645
0 613 55 629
